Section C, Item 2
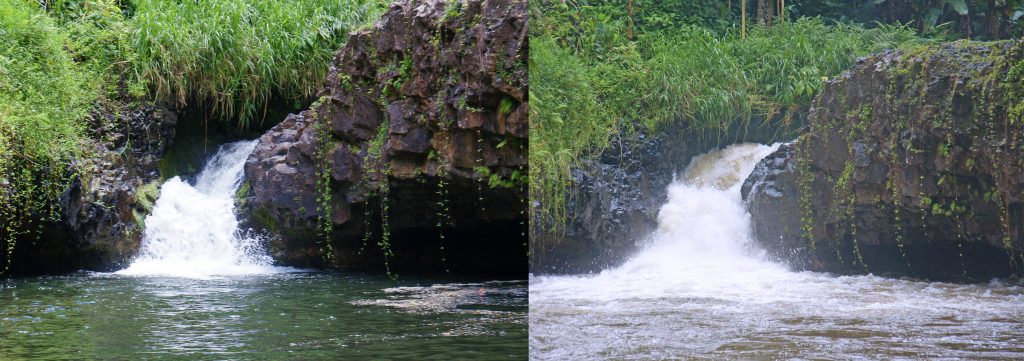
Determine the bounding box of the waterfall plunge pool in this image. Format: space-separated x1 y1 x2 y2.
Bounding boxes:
529 143 1024 360
1 272 527 359
0 140 526 359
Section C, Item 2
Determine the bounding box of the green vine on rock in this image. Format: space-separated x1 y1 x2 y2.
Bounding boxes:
364 117 395 279
475 129 488 220
311 99 336 264
436 152 452 275
796 136 816 258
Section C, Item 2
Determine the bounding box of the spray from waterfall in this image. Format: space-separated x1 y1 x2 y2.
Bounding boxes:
617 142 781 273
117 140 283 278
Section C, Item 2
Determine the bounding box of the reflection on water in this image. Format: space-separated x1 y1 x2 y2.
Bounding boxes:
0 272 526 359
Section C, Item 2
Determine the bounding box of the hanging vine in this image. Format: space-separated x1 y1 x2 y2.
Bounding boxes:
436 153 452 275
311 100 336 264
367 118 395 279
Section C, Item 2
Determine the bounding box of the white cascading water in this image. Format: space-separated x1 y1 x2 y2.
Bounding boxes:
117 140 282 278
530 143 1024 360
580 142 792 298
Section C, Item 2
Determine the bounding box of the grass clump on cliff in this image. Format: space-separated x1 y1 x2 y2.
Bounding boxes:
131 0 386 127
529 0 926 232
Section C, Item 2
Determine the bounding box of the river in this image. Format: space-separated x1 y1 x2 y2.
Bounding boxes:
529 143 1024 360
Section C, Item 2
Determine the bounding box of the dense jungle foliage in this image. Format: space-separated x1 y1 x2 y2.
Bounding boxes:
0 0 386 274
530 0 1018 231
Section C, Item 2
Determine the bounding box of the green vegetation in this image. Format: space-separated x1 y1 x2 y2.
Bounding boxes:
310 98 336 263
133 0 385 127
0 1 107 273
598 0 1024 40
791 0 1024 40
530 0 926 231
0 0 385 274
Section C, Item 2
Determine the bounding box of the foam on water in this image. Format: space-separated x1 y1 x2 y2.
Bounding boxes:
117 140 285 278
530 143 1024 360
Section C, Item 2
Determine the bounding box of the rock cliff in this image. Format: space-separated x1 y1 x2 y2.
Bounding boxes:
7 100 176 274
743 40 1024 281
243 0 528 274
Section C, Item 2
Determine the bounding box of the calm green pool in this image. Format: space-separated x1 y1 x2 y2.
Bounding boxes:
0 271 526 360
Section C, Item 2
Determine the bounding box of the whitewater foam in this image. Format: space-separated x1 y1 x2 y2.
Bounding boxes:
117 140 286 278
530 143 1024 360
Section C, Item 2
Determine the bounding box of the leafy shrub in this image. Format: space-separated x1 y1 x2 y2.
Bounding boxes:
0 1 97 272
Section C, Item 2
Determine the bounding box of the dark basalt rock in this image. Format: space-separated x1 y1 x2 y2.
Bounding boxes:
529 127 689 274
743 40 1024 282
8 101 176 274
244 0 527 274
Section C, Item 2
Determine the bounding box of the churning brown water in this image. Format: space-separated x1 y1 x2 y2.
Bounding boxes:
530 143 1024 360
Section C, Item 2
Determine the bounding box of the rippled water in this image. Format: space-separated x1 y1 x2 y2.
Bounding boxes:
0 272 526 359
530 143 1024 360
531 273 1024 360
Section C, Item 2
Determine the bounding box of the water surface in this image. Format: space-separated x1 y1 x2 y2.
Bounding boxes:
2 272 526 359
530 143 1024 360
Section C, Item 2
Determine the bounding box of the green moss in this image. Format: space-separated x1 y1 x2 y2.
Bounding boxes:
498 97 514 115
131 180 162 231
235 180 251 209
338 73 354 92
474 167 526 189
441 0 463 24
252 207 281 233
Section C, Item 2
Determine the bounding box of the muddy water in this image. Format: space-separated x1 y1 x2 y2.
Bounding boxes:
529 143 1024 360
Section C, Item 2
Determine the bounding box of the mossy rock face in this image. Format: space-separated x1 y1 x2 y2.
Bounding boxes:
131 180 162 231
242 0 528 275
743 40 1024 282
7 101 177 275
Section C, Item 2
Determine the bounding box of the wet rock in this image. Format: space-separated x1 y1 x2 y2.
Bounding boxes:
743 41 1024 282
245 0 527 274
8 101 177 274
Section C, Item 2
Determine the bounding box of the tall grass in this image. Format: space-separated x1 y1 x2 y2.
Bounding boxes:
730 20 923 109
530 3 927 232
131 0 386 127
530 38 614 228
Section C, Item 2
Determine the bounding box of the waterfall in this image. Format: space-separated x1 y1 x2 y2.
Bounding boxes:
534 143 790 299
531 143 1024 360
117 140 282 278
615 142 781 277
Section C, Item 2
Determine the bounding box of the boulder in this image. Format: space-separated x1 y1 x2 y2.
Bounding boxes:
743 40 1024 282
244 0 527 274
